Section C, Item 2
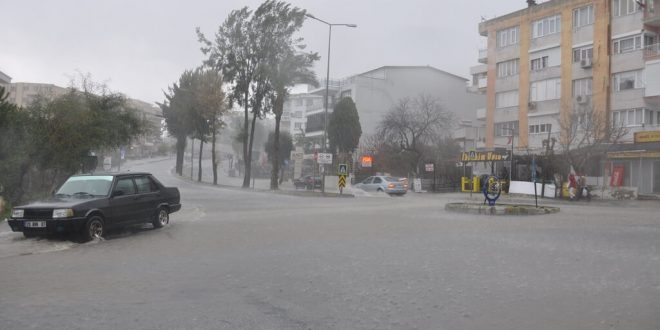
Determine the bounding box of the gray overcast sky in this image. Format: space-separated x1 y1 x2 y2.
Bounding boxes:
1 0 526 104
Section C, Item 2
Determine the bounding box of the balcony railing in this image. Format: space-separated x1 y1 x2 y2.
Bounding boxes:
644 43 660 60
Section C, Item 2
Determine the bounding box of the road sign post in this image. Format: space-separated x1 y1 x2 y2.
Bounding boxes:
338 163 348 195
338 175 346 195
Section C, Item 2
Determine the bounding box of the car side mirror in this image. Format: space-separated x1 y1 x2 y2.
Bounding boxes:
112 190 124 197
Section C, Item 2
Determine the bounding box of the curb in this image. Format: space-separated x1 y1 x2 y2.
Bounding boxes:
445 202 560 216
170 168 354 198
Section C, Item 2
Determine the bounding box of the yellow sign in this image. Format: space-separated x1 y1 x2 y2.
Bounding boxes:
338 175 347 188
634 131 660 143
460 151 510 162
607 151 660 159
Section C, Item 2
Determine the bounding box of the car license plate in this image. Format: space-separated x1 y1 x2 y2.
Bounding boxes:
24 221 46 228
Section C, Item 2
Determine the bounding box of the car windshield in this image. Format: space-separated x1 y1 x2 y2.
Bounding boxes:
55 176 114 197
385 177 400 182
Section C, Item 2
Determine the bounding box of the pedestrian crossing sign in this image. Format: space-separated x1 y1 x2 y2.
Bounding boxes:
338 164 348 175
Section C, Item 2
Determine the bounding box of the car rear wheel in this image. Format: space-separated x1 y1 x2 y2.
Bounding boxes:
152 207 169 229
80 216 104 242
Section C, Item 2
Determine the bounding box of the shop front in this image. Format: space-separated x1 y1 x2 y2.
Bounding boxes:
606 133 660 196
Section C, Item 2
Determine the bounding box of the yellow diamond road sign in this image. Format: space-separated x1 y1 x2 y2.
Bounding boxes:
338 175 346 188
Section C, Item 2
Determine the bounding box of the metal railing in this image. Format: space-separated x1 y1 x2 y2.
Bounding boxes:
643 43 660 60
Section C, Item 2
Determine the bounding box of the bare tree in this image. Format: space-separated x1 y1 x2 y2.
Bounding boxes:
377 94 453 176
559 106 628 174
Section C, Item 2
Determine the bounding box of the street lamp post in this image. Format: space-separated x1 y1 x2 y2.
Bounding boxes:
503 128 516 185
306 13 356 193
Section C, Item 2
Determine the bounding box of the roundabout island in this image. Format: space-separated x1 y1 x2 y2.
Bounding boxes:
447 175 560 216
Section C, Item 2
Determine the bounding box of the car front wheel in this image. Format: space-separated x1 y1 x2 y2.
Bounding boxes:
81 216 104 242
152 207 169 229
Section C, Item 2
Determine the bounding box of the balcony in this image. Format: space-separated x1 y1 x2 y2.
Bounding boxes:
478 48 488 64
643 0 660 27
644 43 660 61
470 64 487 76
467 77 487 94
645 56 660 98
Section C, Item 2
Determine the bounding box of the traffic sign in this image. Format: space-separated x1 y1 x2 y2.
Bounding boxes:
425 163 434 172
338 175 346 188
318 153 333 164
360 155 373 167
338 163 348 175
291 151 303 161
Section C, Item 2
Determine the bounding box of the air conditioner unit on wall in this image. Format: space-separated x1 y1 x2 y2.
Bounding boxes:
580 58 592 68
576 95 590 104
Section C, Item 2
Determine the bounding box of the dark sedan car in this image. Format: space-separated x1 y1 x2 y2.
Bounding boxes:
293 175 322 190
7 172 181 242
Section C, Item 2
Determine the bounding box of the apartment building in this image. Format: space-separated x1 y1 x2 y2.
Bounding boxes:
6 82 68 108
305 66 486 149
471 0 660 194
281 89 324 141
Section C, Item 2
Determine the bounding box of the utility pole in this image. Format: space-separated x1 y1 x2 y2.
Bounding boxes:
305 14 356 194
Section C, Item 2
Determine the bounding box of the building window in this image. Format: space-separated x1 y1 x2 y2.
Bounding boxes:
530 56 549 71
573 78 593 96
530 78 561 102
496 58 520 78
573 46 593 62
293 111 303 118
612 0 638 17
305 99 314 106
613 35 642 54
613 70 644 91
532 15 561 39
294 99 303 106
612 108 648 127
529 123 552 134
294 122 303 129
573 5 594 29
643 108 660 126
495 121 519 137
495 90 519 108
305 113 324 133
340 90 352 98
497 26 520 48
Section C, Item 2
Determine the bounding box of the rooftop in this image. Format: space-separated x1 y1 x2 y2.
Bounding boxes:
0 70 12 84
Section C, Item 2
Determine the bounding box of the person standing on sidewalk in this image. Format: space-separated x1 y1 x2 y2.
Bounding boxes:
568 173 577 201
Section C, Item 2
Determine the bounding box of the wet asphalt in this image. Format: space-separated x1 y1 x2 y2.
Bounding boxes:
1 158 659 329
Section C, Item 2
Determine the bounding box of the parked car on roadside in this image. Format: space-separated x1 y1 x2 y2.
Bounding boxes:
294 175 322 190
7 172 181 242
355 176 407 196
